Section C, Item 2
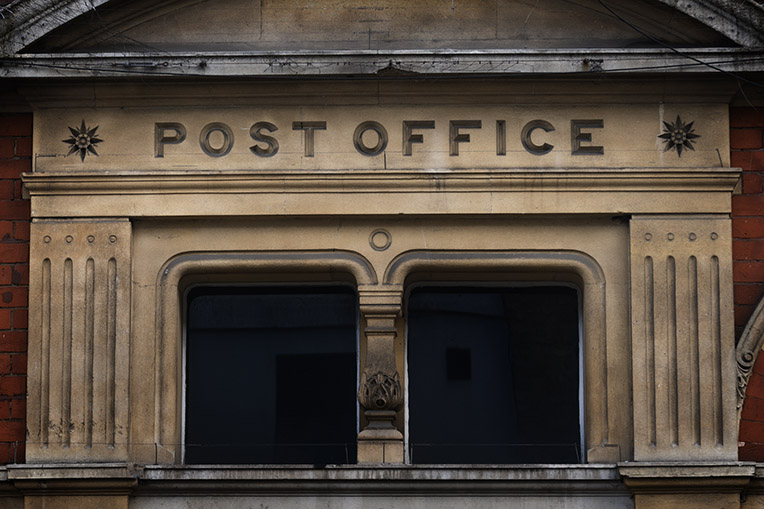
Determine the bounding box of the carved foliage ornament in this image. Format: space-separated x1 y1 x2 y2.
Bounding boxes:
358 371 403 412
63 120 103 161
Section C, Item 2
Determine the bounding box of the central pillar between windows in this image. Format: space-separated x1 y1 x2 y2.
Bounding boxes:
357 288 404 464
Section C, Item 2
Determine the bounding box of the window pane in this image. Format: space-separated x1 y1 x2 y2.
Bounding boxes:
407 286 580 464
185 286 358 464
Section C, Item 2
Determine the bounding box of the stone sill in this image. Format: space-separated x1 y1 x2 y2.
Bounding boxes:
1 463 759 496
34 464 628 496
619 461 756 478
141 463 622 481
0 462 754 481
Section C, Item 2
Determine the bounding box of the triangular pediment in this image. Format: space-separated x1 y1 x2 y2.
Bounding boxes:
22 0 740 54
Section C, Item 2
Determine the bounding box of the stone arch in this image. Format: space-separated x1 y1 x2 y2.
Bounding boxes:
736 297 764 413
152 249 377 463
737 296 764 460
382 249 618 462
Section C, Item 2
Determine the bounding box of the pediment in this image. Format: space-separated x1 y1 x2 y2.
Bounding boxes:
16 0 745 54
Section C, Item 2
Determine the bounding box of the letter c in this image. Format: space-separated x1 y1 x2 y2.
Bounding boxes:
521 120 555 155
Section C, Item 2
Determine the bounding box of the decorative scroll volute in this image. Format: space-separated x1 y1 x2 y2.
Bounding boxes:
739 348 756 409
735 297 764 414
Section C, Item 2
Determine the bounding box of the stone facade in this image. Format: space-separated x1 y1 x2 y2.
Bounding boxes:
1 1 764 508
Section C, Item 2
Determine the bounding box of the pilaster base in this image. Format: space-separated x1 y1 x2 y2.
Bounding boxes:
24 495 129 509
357 439 404 464
620 463 754 509
8 463 137 509
586 444 622 463
357 406 404 464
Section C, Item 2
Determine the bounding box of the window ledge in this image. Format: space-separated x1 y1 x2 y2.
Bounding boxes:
136 464 627 496
142 463 620 480
4 463 758 499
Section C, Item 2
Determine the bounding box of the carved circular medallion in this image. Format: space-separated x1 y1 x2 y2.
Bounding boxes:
369 229 392 251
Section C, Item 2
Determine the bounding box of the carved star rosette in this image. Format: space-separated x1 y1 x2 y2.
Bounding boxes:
658 115 700 157
63 120 103 162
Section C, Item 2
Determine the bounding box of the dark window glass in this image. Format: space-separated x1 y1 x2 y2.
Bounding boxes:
407 286 580 464
185 286 357 465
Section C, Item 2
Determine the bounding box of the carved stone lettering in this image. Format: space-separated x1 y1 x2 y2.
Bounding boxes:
402 120 435 156
522 119 555 155
199 122 234 157
353 121 388 156
496 120 507 156
449 120 481 156
249 122 279 157
571 119 604 155
150 117 611 161
154 122 186 158
292 121 327 157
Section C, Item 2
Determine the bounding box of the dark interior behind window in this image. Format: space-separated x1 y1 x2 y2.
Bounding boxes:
407 286 580 464
185 286 357 465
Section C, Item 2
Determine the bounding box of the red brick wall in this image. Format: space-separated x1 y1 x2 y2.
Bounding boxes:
732 106 764 461
0 114 31 464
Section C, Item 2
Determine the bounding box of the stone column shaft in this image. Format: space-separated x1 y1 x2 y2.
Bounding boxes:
357 289 403 463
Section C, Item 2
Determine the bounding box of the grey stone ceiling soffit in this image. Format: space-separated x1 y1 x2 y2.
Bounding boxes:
660 0 764 47
0 0 112 56
1 0 764 80
2 0 764 57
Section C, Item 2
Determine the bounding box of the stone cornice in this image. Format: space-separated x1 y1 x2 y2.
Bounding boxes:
3 48 764 78
21 169 740 217
22 169 740 195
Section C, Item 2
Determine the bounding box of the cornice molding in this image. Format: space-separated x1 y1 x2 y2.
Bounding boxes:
21 169 740 217
3 48 764 78
22 169 740 196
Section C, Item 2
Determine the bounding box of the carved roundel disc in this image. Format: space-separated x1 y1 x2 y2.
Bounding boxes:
369 229 392 251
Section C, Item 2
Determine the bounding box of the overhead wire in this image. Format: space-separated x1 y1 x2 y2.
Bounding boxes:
598 0 764 89
3 54 764 79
